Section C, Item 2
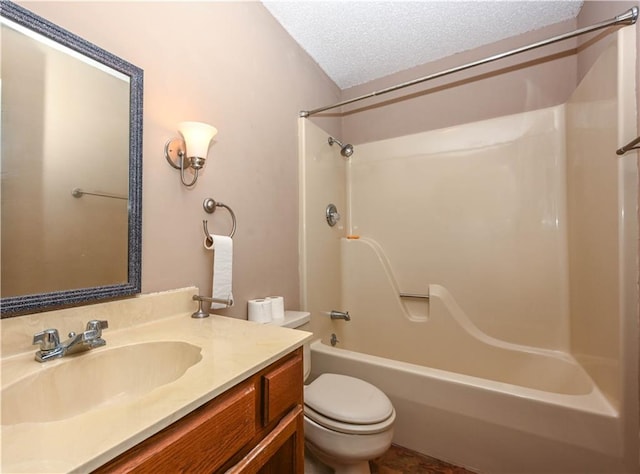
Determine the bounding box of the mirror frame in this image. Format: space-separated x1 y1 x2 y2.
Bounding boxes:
1 0 143 317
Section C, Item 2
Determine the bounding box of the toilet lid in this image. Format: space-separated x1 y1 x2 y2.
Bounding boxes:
304 373 394 425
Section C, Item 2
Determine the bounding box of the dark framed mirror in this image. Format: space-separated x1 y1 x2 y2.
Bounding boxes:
1 0 143 316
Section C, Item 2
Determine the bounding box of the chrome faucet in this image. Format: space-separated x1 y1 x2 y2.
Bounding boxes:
330 310 351 321
32 320 108 362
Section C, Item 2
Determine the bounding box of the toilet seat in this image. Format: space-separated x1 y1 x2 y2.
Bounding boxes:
304 373 395 435
304 404 396 435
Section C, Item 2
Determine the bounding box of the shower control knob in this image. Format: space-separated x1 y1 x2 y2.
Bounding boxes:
326 204 340 227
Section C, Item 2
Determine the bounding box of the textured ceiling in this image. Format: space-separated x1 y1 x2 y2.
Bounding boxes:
262 1 584 89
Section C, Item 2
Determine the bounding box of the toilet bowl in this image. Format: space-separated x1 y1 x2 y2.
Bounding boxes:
303 373 396 474
267 311 396 474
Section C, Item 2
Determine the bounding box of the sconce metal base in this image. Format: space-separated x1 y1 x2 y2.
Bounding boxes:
164 137 207 187
164 138 185 169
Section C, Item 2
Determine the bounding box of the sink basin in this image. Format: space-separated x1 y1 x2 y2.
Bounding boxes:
1 341 202 425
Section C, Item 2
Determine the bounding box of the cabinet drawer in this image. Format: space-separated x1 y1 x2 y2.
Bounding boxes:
95 382 257 473
261 350 303 427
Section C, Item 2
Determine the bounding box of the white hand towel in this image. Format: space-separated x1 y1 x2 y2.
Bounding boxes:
210 234 233 309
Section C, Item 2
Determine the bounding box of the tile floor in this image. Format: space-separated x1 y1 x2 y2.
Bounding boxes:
370 445 476 473
305 444 476 474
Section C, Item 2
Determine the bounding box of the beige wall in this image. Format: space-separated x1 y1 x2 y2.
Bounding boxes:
13 3 638 338
341 19 579 145
577 2 640 179
19 1 340 318
337 2 639 146
577 1 638 81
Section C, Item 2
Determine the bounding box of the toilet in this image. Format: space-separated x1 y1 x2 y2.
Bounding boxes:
274 313 396 474
303 372 396 474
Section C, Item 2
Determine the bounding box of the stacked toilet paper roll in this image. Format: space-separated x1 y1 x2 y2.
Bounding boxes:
266 296 285 321
248 299 272 323
247 296 285 323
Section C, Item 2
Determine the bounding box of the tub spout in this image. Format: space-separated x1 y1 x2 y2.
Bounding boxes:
330 310 351 321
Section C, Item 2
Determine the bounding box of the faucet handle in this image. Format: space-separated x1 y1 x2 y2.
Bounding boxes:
86 319 109 338
33 329 60 351
85 320 108 337
86 319 108 330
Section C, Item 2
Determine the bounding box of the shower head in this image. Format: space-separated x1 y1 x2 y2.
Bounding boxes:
328 136 354 158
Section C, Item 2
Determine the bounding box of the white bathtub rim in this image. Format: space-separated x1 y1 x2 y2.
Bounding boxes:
309 339 617 418
310 339 624 459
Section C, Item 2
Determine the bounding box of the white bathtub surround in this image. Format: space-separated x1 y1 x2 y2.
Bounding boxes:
340 242 601 396
299 27 639 474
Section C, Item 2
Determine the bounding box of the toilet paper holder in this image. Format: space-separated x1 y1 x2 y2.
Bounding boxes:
192 294 234 318
202 197 237 245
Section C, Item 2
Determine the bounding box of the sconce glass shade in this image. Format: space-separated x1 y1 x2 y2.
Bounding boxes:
178 121 218 159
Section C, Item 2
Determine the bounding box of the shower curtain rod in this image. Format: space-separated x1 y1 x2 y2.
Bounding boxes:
299 7 638 118
616 135 640 155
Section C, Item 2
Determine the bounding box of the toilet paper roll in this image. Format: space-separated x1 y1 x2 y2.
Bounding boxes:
204 234 215 250
266 296 285 321
248 299 272 323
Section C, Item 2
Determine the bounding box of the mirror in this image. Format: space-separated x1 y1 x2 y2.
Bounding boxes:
0 0 143 317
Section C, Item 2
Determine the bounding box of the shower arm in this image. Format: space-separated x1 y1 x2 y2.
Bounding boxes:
299 7 638 118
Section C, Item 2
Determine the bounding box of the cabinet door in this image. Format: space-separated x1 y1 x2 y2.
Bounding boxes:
262 351 303 426
225 405 304 474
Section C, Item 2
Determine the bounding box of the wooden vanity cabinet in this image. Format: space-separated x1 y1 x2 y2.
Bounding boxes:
94 347 304 474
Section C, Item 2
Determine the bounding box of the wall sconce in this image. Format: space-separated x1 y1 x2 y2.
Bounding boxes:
164 121 218 187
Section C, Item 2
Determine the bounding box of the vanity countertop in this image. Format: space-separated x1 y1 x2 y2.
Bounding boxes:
1 299 312 473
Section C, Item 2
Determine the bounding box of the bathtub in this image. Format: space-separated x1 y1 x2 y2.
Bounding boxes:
309 332 625 474
302 237 628 472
